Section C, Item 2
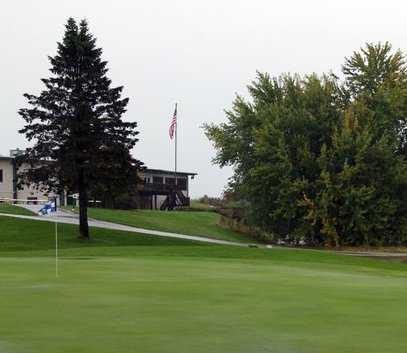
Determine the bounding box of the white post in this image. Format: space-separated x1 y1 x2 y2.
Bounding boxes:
174 102 178 184
55 221 58 278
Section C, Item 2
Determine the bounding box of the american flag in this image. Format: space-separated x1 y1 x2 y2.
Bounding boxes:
169 104 177 140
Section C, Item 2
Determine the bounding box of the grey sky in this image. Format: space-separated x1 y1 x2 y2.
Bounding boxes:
1 0 405 197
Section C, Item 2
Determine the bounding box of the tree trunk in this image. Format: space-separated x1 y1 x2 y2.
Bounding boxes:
78 171 89 239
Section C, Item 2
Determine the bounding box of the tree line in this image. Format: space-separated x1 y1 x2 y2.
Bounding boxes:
205 43 407 246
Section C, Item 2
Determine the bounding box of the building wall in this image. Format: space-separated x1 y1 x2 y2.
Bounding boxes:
16 163 58 203
155 195 167 210
0 159 14 199
140 171 191 210
143 171 189 197
0 159 59 204
17 183 56 203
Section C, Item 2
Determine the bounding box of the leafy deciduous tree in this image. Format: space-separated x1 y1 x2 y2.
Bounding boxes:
205 43 407 246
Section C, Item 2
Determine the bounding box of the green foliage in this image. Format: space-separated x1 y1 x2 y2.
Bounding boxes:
205 43 407 246
343 42 407 96
18 18 143 237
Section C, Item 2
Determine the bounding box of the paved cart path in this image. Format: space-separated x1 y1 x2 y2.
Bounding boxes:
0 212 248 246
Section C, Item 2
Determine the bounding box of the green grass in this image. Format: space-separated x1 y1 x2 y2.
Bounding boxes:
189 200 216 210
77 207 253 243
1 215 407 353
0 203 36 216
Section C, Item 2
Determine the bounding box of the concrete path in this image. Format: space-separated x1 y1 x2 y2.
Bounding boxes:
339 250 407 258
5 211 405 257
0 212 248 247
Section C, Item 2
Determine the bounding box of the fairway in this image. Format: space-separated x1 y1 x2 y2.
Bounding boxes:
1 216 407 353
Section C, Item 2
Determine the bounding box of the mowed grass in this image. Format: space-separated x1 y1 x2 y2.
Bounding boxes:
189 200 216 210
1 216 407 353
81 207 253 243
0 203 36 216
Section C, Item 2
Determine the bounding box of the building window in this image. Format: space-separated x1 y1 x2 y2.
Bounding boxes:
177 178 187 190
153 176 163 184
0 169 3 183
165 177 175 185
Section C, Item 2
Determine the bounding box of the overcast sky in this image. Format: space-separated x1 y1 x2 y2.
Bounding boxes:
1 0 406 197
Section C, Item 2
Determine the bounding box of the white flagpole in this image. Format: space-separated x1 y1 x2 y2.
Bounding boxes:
174 102 178 184
55 221 58 278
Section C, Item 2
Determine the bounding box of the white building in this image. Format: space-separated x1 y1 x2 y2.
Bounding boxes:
0 151 59 204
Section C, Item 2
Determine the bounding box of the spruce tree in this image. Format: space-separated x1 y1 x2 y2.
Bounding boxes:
19 18 142 239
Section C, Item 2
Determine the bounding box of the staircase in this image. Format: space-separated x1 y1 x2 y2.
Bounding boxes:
160 191 190 211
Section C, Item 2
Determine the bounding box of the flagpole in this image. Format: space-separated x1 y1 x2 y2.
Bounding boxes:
174 102 178 186
55 221 58 278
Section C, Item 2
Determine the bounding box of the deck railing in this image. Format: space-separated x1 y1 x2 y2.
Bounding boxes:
142 182 186 193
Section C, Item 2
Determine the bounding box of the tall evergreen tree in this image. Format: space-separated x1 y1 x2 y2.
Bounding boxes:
19 18 142 238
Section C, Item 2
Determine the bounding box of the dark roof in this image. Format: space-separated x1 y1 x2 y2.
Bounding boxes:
144 168 197 177
0 156 198 177
0 156 12 161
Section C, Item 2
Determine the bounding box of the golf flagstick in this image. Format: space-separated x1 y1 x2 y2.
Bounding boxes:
55 221 58 278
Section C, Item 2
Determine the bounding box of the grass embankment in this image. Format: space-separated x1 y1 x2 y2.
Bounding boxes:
72 207 253 243
1 215 407 353
189 200 216 211
0 203 36 216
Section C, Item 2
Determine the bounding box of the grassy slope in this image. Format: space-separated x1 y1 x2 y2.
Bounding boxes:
0 203 36 216
1 215 407 353
82 207 253 243
189 200 216 210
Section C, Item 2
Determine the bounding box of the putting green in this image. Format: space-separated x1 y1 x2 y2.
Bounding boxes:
1 216 407 352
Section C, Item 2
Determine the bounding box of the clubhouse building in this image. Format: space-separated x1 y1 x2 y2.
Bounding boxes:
0 150 55 203
0 149 197 210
